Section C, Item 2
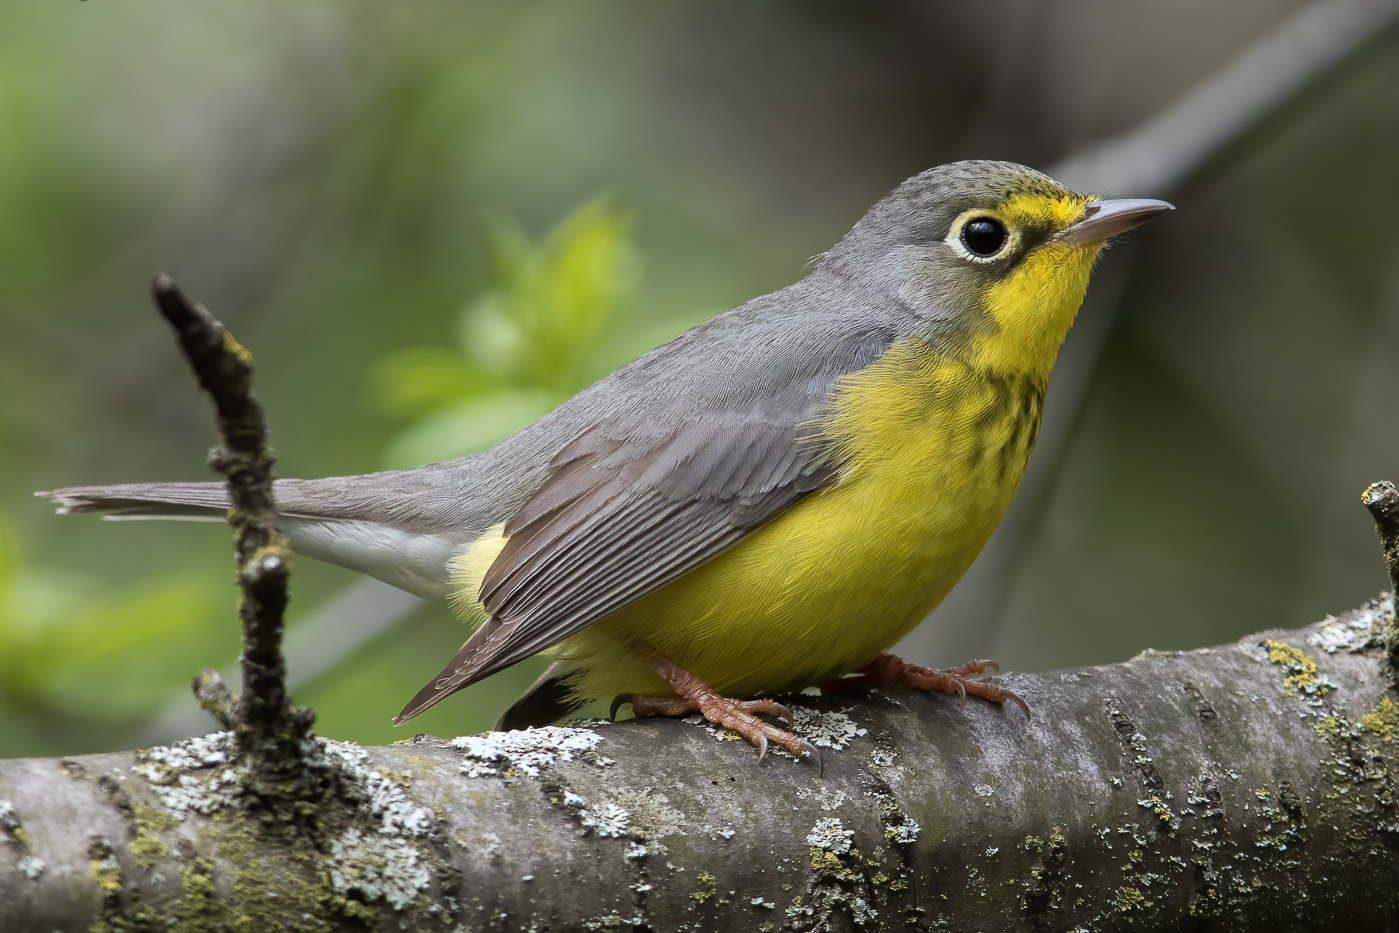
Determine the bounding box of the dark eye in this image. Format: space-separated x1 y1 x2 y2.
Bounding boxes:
961 217 1007 257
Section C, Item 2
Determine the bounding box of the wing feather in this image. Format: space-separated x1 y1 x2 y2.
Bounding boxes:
393 393 840 722
395 284 902 723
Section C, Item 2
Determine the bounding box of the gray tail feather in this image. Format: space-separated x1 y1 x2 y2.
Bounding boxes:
40 479 465 602
36 482 232 519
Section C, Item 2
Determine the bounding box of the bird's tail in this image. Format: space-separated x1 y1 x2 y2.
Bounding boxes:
39 482 232 520
37 479 461 600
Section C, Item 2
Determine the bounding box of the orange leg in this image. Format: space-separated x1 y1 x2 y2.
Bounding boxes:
611 642 821 769
822 654 1031 720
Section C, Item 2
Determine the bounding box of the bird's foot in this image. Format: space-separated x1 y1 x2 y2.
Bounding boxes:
613 692 818 764
616 642 822 770
822 653 1030 720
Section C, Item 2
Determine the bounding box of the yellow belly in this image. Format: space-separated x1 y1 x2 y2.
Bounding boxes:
557 342 1044 702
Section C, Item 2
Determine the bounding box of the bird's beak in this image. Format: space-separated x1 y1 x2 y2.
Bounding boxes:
1057 198 1174 246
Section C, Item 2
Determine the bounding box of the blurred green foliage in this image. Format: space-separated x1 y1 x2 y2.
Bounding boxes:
0 515 229 754
3 1 1398 760
376 196 639 466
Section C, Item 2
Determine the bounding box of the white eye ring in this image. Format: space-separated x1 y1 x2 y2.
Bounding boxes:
946 211 1018 263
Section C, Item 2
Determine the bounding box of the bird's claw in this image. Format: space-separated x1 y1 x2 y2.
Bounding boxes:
999 687 1032 721
832 654 1031 721
617 689 820 771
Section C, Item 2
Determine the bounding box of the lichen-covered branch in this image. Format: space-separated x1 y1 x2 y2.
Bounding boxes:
2 603 1396 932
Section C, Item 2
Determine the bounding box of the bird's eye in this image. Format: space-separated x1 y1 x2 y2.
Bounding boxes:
960 217 1008 257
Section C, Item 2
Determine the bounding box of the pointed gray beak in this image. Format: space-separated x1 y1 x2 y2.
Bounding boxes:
1057 198 1174 246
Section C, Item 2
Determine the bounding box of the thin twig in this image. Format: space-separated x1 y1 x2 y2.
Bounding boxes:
150 274 306 757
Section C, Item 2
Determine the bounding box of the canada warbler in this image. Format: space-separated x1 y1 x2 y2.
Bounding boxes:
42 161 1171 764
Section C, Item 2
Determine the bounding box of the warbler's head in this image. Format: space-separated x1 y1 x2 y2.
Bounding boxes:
822 160 1171 377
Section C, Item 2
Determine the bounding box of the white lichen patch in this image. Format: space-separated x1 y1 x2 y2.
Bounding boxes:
133 732 238 817
793 708 868 750
869 746 898 767
17 855 45 879
328 827 430 910
560 789 632 838
130 733 436 911
579 801 632 838
452 726 606 778
885 818 920 845
1308 604 1387 654
807 817 854 854
141 731 231 771
849 895 878 925
799 785 849 812
1239 643 1270 664
320 740 434 837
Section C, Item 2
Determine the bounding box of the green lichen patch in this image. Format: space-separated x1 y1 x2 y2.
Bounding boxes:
1314 715 1347 737
690 870 717 904
1264 639 1332 699
809 848 851 879
0 799 29 846
1312 697 1399 744
173 858 222 933
128 827 167 869
1360 696 1399 741
1116 885 1148 911
129 805 179 868
90 848 123 896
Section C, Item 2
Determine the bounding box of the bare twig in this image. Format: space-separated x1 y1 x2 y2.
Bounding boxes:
191 668 235 730
149 274 312 771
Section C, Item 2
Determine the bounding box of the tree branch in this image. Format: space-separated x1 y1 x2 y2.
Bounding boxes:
3 605 1397 930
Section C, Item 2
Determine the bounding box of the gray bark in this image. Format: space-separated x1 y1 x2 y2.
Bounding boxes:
3 601 1396 932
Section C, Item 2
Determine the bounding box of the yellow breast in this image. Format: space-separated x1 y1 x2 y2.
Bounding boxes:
559 339 1046 701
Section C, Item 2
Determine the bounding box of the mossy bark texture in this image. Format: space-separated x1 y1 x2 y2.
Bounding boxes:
2 604 1397 932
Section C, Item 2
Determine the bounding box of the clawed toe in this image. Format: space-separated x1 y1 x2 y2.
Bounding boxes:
610 673 819 771
836 653 1032 720
738 697 794 727
999 687 1031 721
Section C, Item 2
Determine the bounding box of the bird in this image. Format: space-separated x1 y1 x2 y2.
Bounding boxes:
40 160 1171 765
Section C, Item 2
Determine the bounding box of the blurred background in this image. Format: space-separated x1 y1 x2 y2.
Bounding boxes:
3 0 1398 758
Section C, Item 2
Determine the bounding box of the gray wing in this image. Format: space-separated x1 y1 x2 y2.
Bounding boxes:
395 381 845 722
